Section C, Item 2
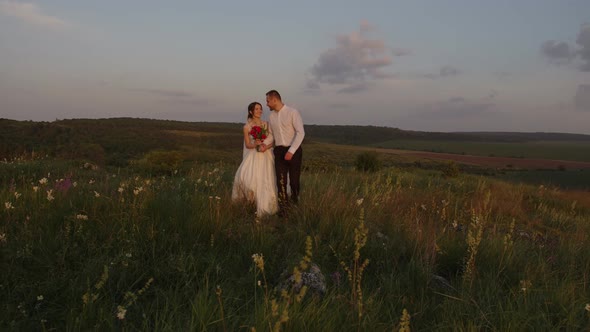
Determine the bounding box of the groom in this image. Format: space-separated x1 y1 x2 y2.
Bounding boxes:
261 90 305 217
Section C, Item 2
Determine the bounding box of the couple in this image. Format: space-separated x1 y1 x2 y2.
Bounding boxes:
231 90 305 218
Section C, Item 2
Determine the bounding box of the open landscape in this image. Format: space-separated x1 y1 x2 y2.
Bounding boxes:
1 118 590 331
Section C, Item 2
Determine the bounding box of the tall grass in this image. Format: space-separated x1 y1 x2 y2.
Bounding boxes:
1 159 590 330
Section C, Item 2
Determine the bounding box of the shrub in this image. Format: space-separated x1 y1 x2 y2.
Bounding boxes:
136 150 185 174
355 151 380 172
442 161 460 178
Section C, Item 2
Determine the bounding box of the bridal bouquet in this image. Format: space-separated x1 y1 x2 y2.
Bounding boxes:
249 125 268 151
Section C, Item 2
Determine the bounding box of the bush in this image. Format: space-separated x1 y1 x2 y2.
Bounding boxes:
442 161 460 178
135 150 185 174
355 151 380 172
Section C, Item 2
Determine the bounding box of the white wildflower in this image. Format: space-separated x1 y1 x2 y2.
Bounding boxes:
33 186 39 192
116 306 127 320
76 214 88 220
46 190 54 201
356 198 364 206
39 178 48 185
94 191 100 198
5 202 14 210
37 295 44 301
14 192 21 200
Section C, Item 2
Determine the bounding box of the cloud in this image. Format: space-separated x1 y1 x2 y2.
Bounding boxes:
574 84 590 111
392 48 413 57
439 65 461 77
308 22 394 93
420 65 462 79
540 25 590 71
576 25 590 71
337 82 371 94
488 89 499 99
540 40 574 64
0 1 68 28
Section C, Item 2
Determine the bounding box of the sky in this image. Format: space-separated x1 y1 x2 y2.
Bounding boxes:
1 0 590 134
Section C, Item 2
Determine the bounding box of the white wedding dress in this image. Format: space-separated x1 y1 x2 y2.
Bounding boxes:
231 121 278 216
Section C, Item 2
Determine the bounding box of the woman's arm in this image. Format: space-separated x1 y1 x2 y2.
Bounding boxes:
262 121 274 147
243 125 258 149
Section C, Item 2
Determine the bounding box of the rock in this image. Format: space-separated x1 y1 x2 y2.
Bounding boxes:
277 263 327 297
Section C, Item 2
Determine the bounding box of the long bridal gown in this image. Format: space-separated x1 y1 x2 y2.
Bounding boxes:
231 121 278 216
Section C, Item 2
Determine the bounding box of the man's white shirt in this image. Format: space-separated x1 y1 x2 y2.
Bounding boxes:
267 104 305 155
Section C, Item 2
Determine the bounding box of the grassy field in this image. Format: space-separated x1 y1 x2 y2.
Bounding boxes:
2 118 590 330
372 140 590 162
2 156 590 331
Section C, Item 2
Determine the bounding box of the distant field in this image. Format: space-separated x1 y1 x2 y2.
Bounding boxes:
497 169 590 190
371 140 590 162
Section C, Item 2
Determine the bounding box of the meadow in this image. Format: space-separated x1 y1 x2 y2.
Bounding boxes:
2 155 590 331
2 118 590 331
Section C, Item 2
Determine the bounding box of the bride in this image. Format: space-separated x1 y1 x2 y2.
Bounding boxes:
231 102 278 216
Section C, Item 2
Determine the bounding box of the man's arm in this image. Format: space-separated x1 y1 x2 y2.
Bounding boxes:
262 121 274 147
287 109 305 155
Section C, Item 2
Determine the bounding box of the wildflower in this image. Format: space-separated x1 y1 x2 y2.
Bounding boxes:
252 253 265 272
73 182 77 187
37 295 44 301
89 179 95 184
32 186 39 192
94 191 100 198
55 178 72 193
0 233 6 243
76 214 88 220
356 198 364 206
5 202 14 210
125 253 132 258
520 280 532 293
257 280 261 286
398 308 411 332
585 303 590 312
46 190 54 201
39 178 48 185
145 179 151 185
118 187 124 193
215 196 221 200
116 305 127 320
14 192 21 200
